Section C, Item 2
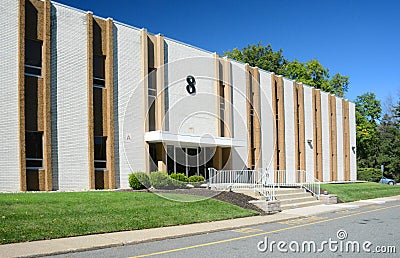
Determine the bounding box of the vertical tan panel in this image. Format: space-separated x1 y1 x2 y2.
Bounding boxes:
105 18 115 189
223 57 232 138
156 35 165 132
213 147 223 170
343 100 350 181
42 0 52 191
277 76 286 171
329 95 337 181
87 12 95 189
156 143 166 172
18 0 27 191
313 89 323 181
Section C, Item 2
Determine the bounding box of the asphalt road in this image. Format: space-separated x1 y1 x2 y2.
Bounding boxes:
52 200 400 258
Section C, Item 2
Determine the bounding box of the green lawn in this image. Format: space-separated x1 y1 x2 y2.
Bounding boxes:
321 182 400 202
0 191 257 244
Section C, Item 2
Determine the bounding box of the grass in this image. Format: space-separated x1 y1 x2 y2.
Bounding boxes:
321 182 400 202
0 191 257 244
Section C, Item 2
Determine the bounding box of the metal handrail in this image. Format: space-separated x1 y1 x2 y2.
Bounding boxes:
208 168 320 201
274 170 321 199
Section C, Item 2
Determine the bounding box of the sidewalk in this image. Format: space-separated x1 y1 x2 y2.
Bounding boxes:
2 195 400 258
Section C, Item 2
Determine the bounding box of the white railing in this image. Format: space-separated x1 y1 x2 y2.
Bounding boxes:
208 168 320 200
208 168 275 201
273 170 320 199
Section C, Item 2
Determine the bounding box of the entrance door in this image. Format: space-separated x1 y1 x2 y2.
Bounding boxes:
165 145 214 178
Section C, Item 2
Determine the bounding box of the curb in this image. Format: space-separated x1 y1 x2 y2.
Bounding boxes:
1 195 400 258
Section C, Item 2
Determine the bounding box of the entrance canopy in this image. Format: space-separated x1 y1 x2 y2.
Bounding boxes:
144 131 246 148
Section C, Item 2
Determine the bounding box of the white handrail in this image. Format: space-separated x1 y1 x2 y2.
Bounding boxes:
208 168 320 200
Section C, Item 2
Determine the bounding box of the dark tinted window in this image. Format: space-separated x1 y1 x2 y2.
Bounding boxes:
25 39 42 76
94 136 107 169
93 55 105 87
25 39 42 67
26 131 43 168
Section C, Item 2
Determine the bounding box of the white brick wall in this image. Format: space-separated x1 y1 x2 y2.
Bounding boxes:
115 24 144 188
259 71 274 178
230 61 248 170
349 102 357 181
283 79 296 183
0 1 359 190
164 39 217 137
51 4 89 190
303 86 314 181
336 98 344 181
0 0 20 191
320 92 331 182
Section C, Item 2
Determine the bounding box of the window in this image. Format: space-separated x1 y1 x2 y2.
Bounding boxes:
26 131 43 169
25 39 42 77
93 55 106 88
94 136 107 169
148 68 157 131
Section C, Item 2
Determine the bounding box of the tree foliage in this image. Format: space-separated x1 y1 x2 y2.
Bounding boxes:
224 43 350 97
355 92 400 181
224 43 287 75
355 93 381 168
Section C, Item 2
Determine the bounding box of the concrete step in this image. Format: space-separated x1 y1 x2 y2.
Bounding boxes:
274 188 305 195
279 196 317 205
275 192 311 200
280 200 321 210
233 190 266 200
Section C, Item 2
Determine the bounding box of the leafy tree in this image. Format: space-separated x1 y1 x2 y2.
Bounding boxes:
283 59 331 92
354 93 382 168
377 115 400 181
355 92 382 124
224 43 349 97
376 99 400 181
224 43 287 75
329 73 350 98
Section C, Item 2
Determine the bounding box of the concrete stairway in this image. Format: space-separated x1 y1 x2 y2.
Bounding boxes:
274 188 320 210
234 187 320 210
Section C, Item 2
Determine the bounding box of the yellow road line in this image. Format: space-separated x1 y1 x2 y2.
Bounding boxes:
132 204 400 258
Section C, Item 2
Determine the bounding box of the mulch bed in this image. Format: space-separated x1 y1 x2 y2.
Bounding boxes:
117 188 266 215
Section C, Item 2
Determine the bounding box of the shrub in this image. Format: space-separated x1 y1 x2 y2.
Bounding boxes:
357 168 382 182
169 173 188 189
188 175 206 188
150 171 174 189
129 172 150 190
169 173 189 182
188 175 205 183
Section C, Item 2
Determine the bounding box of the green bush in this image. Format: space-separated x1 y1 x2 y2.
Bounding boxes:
357 168 382 182
188 175 205 183
169 173 189 189
170 173 189 182
128 172 150 190
150 171 174 189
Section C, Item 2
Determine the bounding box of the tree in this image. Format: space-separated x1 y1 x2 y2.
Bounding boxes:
224 43 350 97
376 98 400 181
283 59 331 92
329 73 350 98
224 43 287 75
354 93 382 168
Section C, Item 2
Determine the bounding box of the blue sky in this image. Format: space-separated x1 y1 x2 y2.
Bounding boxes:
56 0 400 103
